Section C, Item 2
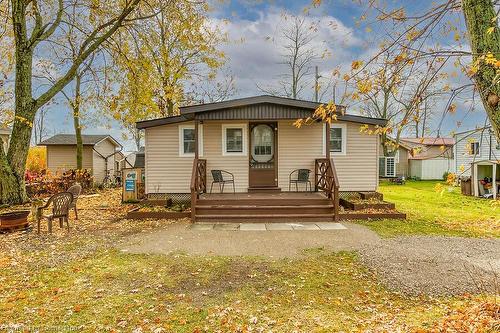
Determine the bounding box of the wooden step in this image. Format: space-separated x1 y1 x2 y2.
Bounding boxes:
196 205 334 215
198 198 330 206
195 214 334 223
247 187 282 193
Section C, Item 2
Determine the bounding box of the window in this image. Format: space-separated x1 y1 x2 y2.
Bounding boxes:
179 125 203 157
222 124 247 156
469 142 480 155
385 157 396 177
379 156 396 177
326 124 347 155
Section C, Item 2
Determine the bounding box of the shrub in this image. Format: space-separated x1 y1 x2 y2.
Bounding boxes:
26 146 46 174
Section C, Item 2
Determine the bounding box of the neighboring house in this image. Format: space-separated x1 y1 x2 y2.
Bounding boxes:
39 134 122 183
136 95 387 197
378 137 412 178
0 128 11 152
400 137 455 180
454 126 500 177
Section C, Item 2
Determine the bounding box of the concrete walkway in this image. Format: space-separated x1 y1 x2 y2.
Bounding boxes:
119 221 500 296
191 222 347 231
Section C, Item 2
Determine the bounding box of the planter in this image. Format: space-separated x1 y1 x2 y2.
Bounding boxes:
0 210 30 232
126 207 190 220
340 198 395 211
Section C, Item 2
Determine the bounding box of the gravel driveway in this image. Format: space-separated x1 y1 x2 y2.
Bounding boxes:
120 221 500 296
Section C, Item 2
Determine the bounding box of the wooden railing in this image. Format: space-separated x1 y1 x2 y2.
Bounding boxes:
190 158 207 221
315 158 340 221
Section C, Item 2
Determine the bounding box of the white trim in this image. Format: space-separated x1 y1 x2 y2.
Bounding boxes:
394 149 400 163
222 123 247 156
178 124 203 157
322 123 347 156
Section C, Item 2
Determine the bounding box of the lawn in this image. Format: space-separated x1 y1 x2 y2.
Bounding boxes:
358 180 500 238
0 188 498 332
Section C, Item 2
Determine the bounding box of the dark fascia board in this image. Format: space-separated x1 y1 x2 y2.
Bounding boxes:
336 114 387 127
136 114 194 129
180 95 322 114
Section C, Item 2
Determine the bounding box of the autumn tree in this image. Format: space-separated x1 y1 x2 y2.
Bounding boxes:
322 0 499 139
258 14 321 99
108 0 227 150
0 0 156 204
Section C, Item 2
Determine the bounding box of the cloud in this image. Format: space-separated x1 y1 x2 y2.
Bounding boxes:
213 9 364 100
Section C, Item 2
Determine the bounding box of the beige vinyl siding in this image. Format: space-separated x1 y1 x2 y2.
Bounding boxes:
46 145 93 176
145 122 194 194
93 138 118 183
204 121 249 193
278 121 378 192
330 122 378 191
145 121 249 194
278 121 323 191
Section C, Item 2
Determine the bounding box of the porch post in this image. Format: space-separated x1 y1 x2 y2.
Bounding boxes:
194 120 199 159
325 122 330 159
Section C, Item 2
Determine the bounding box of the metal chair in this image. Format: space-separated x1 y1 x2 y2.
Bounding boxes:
36 192 73 233
289 169 312 192
210 170 235 194
67 183 82 219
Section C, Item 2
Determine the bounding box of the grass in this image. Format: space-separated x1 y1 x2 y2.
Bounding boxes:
357 180 500 238
1 187 498 331
1 247 477 332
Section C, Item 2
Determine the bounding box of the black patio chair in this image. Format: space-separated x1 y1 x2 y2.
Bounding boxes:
289 169 312 192
210 170 235 194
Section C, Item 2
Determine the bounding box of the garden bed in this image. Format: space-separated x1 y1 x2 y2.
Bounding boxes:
339 211 406 220
126 204 190 220
340 197 395 211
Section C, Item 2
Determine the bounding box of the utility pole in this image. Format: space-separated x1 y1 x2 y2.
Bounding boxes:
314 66 319 102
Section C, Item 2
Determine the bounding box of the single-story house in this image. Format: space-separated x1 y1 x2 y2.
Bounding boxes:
0 127 11 152
454 126 500 177
136 95 388 221
378 137 412 178
39 134 122 183
400 137 455 180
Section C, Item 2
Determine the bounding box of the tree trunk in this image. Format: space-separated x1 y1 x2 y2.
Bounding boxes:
462 0 500 140
73 74 83 169
1 3 35 204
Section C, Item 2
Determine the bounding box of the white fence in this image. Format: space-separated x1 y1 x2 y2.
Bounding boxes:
409 158 455 180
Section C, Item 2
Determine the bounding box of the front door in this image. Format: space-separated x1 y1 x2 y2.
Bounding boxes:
249 122 277 188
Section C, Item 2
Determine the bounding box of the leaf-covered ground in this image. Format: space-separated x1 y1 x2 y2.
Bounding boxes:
0 188 498 332
358 181 500 238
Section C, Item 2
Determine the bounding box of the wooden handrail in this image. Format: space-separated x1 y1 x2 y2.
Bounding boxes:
315 158 340 221
190 158 207 222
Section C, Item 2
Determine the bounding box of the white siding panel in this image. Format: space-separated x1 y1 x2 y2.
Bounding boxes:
410 158 455 180
93 139 118 183
454 130 500 177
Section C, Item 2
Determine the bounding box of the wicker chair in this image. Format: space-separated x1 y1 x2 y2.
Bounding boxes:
36 192 73 233
289 169 312 192
67 183 82 219
210 170 235 194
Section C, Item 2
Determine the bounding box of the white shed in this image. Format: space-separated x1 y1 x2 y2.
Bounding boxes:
471 160 499 199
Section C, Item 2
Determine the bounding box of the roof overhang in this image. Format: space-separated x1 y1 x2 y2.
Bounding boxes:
136 95 388 129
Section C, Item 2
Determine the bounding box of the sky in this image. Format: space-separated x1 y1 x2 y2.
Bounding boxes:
39 0 492 151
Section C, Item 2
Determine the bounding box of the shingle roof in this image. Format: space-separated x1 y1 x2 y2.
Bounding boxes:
400 137 455 146
39 134 120 146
